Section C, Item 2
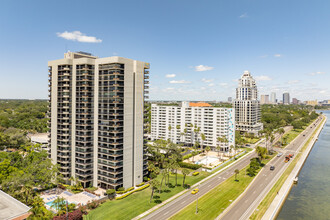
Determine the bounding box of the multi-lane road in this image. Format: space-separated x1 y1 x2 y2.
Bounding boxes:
142 151 257 220
142 116 322 220
218 116 323 220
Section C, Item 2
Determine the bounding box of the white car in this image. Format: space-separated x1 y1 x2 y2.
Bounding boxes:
277 153 283 157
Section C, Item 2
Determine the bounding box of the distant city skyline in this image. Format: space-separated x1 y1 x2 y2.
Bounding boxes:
1 0 330 101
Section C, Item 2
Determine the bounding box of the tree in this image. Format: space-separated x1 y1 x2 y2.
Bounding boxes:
230 145 235 157
149 179 160 203
278 128 285 146
234 169 240 181
182 169 190 187
256 146 267 162
200 133 206 151
205 146 211 156
168 125 172 141
106 189 116 199
51 197 66 213
216 145 221 157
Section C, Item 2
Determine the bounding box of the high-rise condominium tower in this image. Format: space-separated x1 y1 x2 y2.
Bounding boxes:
48 51 149 189
283 92 290 105
270 92 276 104
234 71 263 134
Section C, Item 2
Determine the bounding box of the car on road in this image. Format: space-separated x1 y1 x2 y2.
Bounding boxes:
270 166 275 170
191 188 199 194
277 153 283 157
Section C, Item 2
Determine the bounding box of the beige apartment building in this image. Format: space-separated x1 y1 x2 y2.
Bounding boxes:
234 71 263 134
48 51 149 189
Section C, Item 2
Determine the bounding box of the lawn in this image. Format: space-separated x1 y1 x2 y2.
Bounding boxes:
282 128 303 145
84 171 209 220
243 137 260 144
250 117 325 220
170 156 275 220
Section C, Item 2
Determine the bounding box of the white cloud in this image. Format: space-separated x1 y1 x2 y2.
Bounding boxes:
195 65 214 72
169 80 191 84
309 71 325 76
57 31 102 43
255 75 272 81
166 74 176 78
239 13 248 18
287 80 300 84
202 78 213 83
208 83 215 87
320 90 326 94
274 54 282 58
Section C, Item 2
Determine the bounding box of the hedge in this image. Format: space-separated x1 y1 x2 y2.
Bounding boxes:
116 186 135 194
178 162 202 170
115 184 150 200
136 182 145 187
183 153 193 160
192 172 199 176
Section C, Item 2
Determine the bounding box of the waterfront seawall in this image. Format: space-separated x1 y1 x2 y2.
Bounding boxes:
262 115 327 220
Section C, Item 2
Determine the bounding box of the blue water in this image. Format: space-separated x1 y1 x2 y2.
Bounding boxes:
277 111 330 219
46 200 70 209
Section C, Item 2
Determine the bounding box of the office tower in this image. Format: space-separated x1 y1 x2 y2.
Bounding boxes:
151 102 235 151
234 71 263 134
48 51 149 189
283 92 290 105
292 98 299 105
260 95 269 104
270 92 276 104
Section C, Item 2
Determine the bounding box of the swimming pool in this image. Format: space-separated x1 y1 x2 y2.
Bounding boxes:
46 200 70 209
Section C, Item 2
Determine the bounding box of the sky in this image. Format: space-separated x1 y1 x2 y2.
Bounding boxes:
0 0 330 101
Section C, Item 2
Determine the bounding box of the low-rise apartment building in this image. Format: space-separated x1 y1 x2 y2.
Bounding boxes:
151 102 235 151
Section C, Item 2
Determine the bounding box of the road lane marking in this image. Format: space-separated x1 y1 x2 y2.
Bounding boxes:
208 184 211 187
163 211 169 216
181 201 185 204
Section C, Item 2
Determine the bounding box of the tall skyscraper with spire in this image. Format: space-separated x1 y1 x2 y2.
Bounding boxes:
234 71 263 134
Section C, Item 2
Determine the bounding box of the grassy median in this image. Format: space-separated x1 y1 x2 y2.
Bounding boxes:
250 117 325 220
170 156 274 220
85 150 252 220
84 172 208 220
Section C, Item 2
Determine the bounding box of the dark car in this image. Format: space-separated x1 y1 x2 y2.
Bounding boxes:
270 166 275 171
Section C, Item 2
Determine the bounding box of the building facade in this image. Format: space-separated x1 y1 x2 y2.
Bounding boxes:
270 92 276 104
283 92 290 105
234 71 263 134
48 52 149 189
260 95 269 104
151 102 235 151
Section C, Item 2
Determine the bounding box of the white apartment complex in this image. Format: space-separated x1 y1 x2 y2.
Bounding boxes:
48 51 149 189
234 71 263 134
151 102 235 151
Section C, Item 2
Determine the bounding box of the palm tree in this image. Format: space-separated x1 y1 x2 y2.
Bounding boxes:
205 146 211 156
278 128 285 146
234 169 240 181
159 168 167 193
216 145 221 159
200 133 206 151
51 197 65 212
149 179 160 203
176 125 181 143
182 168 190 187
172 161 180 186
168 125 172 142
183 128 188 143
230 145 235 157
